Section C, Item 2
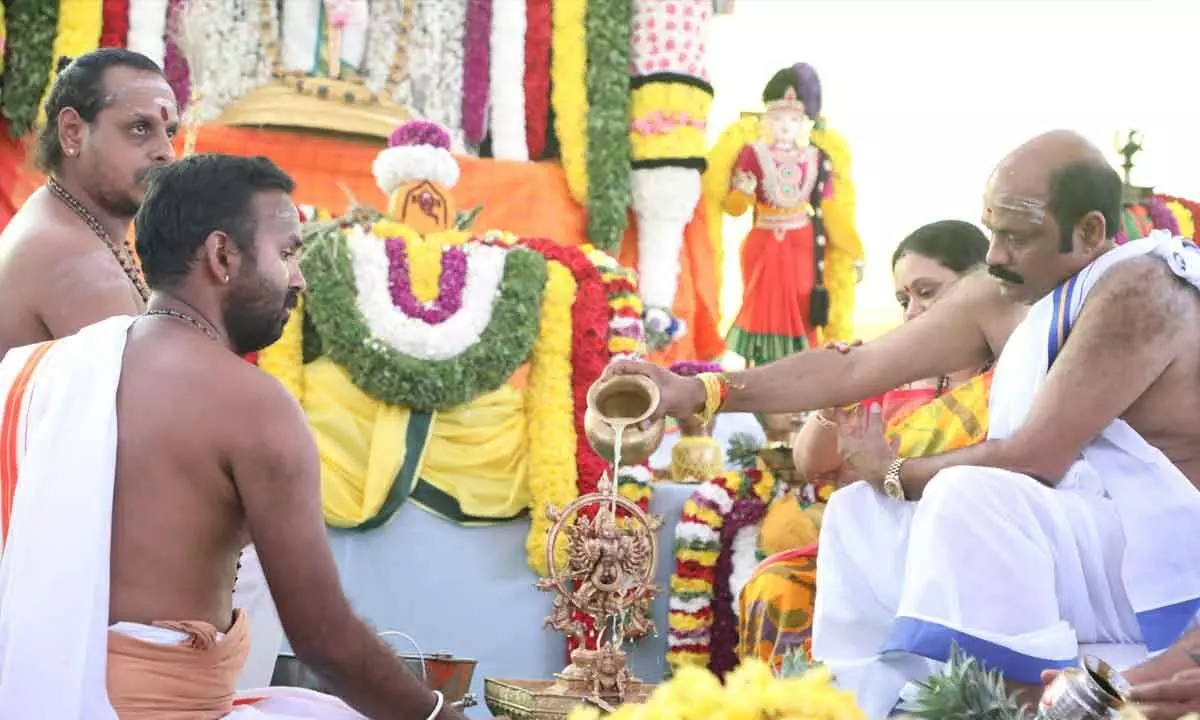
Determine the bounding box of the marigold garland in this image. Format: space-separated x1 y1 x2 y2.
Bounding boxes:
301 223 547 411
0 4 6 77
629 81 713 165
701 115 759 300
550 0 588 203
37 0 103 127
667 467 776 674
99 0 130 47
522 0 552 160
524 258 579 576
583 0 632 253
520 238 610 502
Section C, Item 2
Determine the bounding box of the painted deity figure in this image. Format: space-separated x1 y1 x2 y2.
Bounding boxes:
372 121 460 236
724 63 861 367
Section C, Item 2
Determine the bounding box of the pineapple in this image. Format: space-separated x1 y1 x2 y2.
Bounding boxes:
901 643 1032 720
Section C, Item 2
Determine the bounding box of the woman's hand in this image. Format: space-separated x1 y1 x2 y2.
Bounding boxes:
834 404 899 492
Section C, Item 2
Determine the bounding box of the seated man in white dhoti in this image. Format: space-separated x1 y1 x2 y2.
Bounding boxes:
604 130 1200 716
0 154 468 720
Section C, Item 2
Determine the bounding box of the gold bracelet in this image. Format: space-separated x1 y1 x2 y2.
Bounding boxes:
694 372 723 426
812 411 837 429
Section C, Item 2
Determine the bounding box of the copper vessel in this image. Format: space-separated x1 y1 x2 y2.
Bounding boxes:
584 375 666 466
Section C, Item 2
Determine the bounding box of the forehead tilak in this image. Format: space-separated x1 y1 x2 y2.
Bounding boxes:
985 193 1047 225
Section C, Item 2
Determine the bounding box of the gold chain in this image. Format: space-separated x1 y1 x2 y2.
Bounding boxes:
144 308 221 343
46 177 150 301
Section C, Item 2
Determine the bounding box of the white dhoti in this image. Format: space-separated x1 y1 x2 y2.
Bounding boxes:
0 316 363 719
813 233 1200 718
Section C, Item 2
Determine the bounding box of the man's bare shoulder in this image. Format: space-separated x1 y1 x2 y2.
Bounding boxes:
1082 255 1185 343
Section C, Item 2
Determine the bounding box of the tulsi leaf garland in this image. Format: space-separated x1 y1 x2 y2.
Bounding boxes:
3 0 59 138
583 0 632 252
301 222 547 412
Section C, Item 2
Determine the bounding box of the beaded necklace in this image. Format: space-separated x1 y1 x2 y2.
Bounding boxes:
46 177 150 302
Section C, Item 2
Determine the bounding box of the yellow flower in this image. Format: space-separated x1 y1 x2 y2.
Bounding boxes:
39 0 103 126
525 260 580 575
551 0 588 203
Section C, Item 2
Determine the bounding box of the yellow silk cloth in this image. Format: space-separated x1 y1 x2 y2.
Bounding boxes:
740 371 993 668
887 370 994 458
302 358 530 528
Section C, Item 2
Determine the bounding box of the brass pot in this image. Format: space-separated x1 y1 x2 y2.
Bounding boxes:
584 375 666 466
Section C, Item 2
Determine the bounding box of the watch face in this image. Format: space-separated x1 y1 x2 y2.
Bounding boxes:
884 480 904 500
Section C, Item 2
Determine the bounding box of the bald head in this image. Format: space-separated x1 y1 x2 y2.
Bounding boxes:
989 130 1111 194
981 130 1124 304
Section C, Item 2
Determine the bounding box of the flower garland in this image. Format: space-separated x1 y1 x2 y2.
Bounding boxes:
385 237 467 323
566 660 866 720
519 238 610 502
584 0 632 253
99 0 130 47
460 0 491 145
363 0 412 105
1 0 56 137
522 0 551 160
487 0 528 160
702 115 760 300
38 0 103 127
125 0 169 66
174 0 271 123
409 0 467 143
667 467 776 674
550 0 588 202
524 257 579 577
301 223 547 411
163 0 190 110
711 491 774 676
1157 195 1197 241
582 245 646 359
352 228 506 360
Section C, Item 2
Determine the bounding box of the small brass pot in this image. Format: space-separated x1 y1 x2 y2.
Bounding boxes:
584 375 666 466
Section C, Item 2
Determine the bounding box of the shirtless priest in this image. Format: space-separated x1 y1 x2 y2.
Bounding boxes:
607 130 1200 716
0 154 466 720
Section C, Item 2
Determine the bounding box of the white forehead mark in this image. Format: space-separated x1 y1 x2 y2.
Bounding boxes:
988 194 1046 225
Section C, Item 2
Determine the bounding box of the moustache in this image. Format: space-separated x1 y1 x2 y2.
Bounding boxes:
987 265 1025 285
284 291 300 311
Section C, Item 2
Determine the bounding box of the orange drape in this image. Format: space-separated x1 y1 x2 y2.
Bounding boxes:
0 121 723 361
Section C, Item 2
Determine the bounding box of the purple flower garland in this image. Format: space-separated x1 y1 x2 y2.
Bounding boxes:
384 237 468 324
461 0 492 146
710 495 770 677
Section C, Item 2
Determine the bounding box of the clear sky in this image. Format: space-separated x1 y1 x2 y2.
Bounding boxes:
706 0 1200 340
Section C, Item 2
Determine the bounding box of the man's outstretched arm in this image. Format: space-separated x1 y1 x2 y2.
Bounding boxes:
717 271 1004 414
899 257 1180 497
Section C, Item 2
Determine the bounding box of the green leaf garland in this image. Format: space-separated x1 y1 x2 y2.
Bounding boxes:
584 0 632 253
3 0 59 138
301 224 548 412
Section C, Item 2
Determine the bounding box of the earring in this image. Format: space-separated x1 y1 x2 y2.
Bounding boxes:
65 148 76 156
223 274 229 283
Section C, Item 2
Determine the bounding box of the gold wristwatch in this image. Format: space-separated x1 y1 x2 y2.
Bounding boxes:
883 458 907 500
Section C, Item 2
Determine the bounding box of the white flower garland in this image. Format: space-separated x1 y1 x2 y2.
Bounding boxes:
487 0 528 161
363 0 412 105
347 227 507 360
176 0 273 122
630 166 701 314
409 0 467 144
126 0 169 66
372 145 461 195
729 525 761 619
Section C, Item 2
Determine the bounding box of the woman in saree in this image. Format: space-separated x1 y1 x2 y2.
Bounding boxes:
736 219 992 669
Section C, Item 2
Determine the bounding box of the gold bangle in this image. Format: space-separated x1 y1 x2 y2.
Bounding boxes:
694 372 723 426
812 412 837 429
